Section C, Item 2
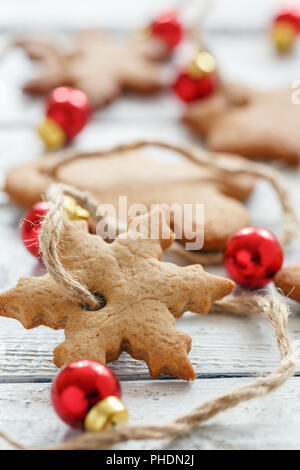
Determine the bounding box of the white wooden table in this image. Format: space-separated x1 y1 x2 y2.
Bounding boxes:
0 0 300 450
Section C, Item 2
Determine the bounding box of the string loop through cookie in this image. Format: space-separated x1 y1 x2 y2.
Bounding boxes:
39 184 101 309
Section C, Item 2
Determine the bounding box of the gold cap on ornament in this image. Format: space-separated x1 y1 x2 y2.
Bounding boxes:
84 396 129 432
63 195 90 221
37 117 66 150
188 50 216 79
272 21 296 53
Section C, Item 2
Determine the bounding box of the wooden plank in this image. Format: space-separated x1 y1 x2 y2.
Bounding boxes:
0 121 194 170
0 0 285 32
0 377 299 450
0 306 299 379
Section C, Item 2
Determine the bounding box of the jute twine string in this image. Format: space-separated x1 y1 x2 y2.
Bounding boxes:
0 4 296 451
0 295 295 449
186 0 242 104
48 140 298 268
45 296 296 450
39 184 102 309
0 173 297 448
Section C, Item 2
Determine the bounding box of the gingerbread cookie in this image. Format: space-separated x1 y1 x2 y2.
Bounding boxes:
275 263 300 302
16 31 169 108
0 209 234 380
183 84 300 165
5 148 255 251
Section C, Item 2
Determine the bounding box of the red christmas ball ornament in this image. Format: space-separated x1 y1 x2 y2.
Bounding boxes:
38 87 92 149
224 227 283 289
174 50 216 102
21 196 90 258
51 360 121 429
21 201 49 257
274 8 300 33
151 10 183 49
174 71 216 102
272 8 300 53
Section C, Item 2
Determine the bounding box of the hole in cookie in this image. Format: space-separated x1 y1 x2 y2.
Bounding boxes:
81 293 106 311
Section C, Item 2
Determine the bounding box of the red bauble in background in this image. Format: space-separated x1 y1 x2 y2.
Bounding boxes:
174 71 216 102
21 196 90 258
275 8 300 33
224 227 283 289
272 8 300 53
47 87 91 140
151 10 183 49
21 201 49 257
38 87 92 149
51 360 121 428
174 50 217 102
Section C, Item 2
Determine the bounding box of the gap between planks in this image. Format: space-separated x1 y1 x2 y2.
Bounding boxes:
0 372 300 386
0 372 278 384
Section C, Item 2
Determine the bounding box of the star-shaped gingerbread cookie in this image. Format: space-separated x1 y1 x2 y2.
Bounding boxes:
0 210 234 380
183 84 300 165
16 30 170 108
275 262 300 302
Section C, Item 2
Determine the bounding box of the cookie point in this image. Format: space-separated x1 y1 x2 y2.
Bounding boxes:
179 365 196 381
207 272 235 302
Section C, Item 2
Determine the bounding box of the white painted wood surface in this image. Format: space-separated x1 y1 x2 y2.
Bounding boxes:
0 0 290 31
1 378 300 450
0 0 299 450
